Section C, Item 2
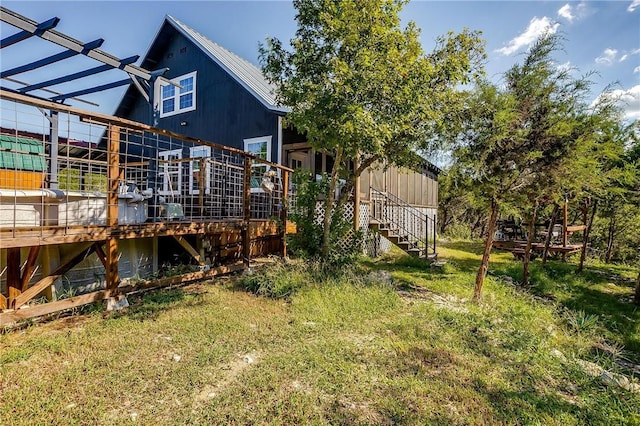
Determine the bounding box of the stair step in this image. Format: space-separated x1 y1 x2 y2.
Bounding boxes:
369 220 390 231
386 234 408 243
406 248 422 257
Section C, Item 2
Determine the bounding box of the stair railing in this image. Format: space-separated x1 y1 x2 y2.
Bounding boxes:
370 188 437 256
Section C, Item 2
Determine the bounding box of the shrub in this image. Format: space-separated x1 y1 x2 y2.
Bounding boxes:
287 169 362 265
242 260 314 299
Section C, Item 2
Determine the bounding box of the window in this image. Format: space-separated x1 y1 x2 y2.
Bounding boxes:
158 149 182 195
158 71 197 118
189 146 211 195
243 136 272 193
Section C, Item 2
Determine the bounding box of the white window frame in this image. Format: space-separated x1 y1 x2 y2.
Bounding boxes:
157 71 197 118
158 149 182 196
189 146 211 195
243 136 272 193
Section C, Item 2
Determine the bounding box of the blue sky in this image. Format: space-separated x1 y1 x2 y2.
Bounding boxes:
2 1 639 120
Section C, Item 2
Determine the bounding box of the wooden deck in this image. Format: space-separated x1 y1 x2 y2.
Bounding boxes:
493 240 582 259
0 89 293 324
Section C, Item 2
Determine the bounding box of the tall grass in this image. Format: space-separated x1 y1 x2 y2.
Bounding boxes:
1 242 638 425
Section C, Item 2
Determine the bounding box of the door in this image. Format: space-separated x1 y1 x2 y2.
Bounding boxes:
288 151 310 171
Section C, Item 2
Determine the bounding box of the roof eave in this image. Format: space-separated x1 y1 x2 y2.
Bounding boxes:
165 15 286 115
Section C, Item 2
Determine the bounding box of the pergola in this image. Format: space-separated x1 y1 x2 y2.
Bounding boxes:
0 6 171 105
0 6 176 188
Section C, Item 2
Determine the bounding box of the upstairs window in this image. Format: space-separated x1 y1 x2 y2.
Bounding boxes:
159 71 197 118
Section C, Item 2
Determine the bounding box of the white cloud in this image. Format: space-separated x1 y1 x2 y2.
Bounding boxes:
595 48 640 65
592 85 640 121
628 0 640 12
634 65 640 74
558 4 574 21
557 61 572 72
496 17 560 56
557 2 590 22
595 48 618 65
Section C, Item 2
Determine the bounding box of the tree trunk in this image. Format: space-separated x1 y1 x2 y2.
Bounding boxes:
440 208 450 234
542 204 559 265
321 147 343 258
578 200 597 273
522 201 539 287
604 214 616 264
474 198 499 301
472 215 485 237
635 270 640 306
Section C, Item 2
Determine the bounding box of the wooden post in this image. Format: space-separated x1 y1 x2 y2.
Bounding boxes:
152 237 159 275
353 157 361 232
242 157 252 268
7 248 21 309
280 170 289 258
106 124 120 293
198 157 205 217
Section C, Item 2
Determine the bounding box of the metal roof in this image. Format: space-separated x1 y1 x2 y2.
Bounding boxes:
165 15 289 114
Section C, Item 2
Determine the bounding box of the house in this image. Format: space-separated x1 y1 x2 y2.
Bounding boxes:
114 15 440 259
0 11 439 324
114 15 287 171
0 9 289 323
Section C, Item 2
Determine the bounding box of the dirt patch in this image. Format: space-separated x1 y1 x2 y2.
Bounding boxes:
398 285 469 313
193 351 261 407
337 397 393 426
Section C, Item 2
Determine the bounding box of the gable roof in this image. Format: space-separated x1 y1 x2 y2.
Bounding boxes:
164 15 288 114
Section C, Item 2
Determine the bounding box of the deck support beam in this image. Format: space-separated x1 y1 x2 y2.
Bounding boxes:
106 124 121 293
280 170 289 258
13 244 95 309
243 158 252 268
7 248 21 308
93 242 108 269
173 236 205 266
0 262 246 327
20 246 41 291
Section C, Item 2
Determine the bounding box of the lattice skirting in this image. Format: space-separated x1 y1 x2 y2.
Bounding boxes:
312 201 392 257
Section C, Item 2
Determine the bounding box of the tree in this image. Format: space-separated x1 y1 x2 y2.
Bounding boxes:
438 164 488 238
453 34 602 299
260 0 484 258
591 120 640 264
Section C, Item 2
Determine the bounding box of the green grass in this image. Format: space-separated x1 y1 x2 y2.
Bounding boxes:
1 243 639 425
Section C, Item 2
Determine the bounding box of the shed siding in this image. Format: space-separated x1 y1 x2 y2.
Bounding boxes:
361 162 438 208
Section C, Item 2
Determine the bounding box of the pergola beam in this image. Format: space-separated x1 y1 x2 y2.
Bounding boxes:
19 55 139 93
0 38 104 79
50 78 131 102
0 6 152 81
0 16 59 48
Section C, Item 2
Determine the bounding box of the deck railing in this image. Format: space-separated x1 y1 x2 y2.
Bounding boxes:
0 90 291 242
370 187 437 257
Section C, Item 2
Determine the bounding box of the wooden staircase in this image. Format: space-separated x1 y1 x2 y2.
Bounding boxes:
369 188 438 261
